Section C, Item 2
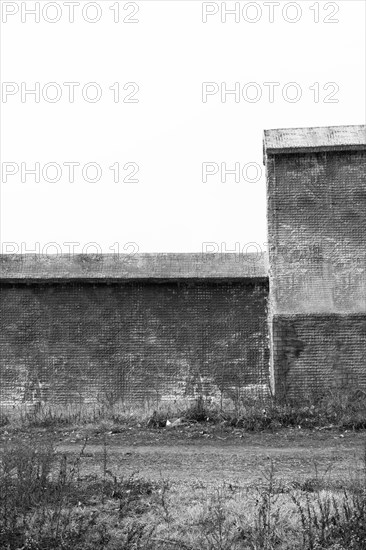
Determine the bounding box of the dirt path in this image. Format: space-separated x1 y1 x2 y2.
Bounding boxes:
56 431 366 486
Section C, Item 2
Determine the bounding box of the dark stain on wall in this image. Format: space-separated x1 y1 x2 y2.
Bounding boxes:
273 314 366 399
274 322 305 398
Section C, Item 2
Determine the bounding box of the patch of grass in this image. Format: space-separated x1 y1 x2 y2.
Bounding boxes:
0 436 95 549
0 435 166 549
181 396 223 424
2 435 366 549
182 388 366 432
2 386 366 435
0 413 9 428
158 455 366 550
147 410 169 428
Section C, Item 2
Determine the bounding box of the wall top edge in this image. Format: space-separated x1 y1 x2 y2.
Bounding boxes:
272 312 366 319
263 124 366 159
0 253 269 280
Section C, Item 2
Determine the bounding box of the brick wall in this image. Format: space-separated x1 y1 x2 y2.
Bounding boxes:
0 280 269 407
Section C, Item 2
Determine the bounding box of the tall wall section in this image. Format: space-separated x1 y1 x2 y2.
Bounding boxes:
265 125 366 398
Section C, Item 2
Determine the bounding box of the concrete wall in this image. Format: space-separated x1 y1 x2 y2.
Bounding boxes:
267 150 366 314
0 279 269 408
272 314 366 398
265 125 366 398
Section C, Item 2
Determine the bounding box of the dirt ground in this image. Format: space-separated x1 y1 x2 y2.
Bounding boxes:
33 425 366 487
2 422 365 486
2 423 366 548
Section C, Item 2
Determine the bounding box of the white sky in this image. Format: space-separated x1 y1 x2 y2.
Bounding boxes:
0 0 365 255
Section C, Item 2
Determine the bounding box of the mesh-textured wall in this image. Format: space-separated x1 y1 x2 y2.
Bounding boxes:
267 150 366 314
273 314 366 399
267 149 366 397
0 280 269 407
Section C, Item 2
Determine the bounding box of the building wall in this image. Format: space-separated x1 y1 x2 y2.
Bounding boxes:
267 148 366 397
267 150 366 314
0 280 269 407
272 314 366 398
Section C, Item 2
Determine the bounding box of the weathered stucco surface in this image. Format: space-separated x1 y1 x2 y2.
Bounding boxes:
0 280 269 407
267 150 366 314
0 253 267 281
272 314 366 398
265 125 366 398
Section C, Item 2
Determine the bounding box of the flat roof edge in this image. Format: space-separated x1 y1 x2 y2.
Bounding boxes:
0 253 269 280
263 124 366 159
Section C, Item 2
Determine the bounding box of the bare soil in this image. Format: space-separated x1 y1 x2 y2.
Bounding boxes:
48 426 366 486
2 424 366 548
2 422 365 485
